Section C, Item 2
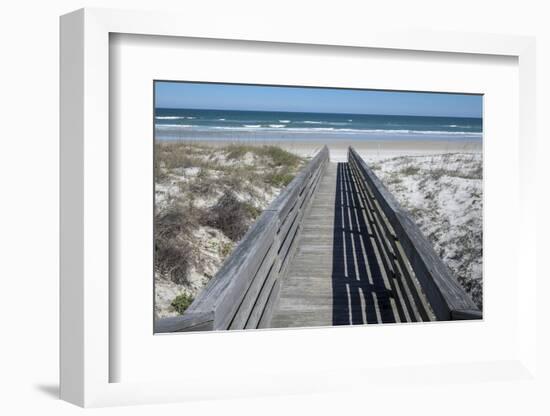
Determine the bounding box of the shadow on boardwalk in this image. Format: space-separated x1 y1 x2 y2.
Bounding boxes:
331 163 397 325
332 163 432 325
271 161 432 329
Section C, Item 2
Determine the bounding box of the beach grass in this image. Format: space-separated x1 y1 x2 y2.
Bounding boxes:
154 141 306 317
369 152 483 309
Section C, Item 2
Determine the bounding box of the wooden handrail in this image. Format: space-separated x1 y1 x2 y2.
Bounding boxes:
155 145 330 332
348 147 481 321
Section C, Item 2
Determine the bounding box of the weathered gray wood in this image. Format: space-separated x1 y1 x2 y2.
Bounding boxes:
228 241 279 329
184 210 279 330
300 162 324 211
270 163 338 328
267 146 329 222
348 147 481 320
348 161 433 322
278 220 301 277
279 206 302 261
277 194 303 251
155 145 329 332
257 280 282 329
245 260 280 329
341 163 404 321
272 159 456 328
451 309 483 320
154 311 214 333
268 174 304 223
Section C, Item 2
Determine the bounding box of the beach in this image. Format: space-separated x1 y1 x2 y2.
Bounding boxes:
154 138 483 314
276 138 484 308
155 108 483 161
154 106 484 319
167 138 482 161
154 142 307 318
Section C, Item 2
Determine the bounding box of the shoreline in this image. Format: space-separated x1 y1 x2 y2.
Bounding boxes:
155 137 482 162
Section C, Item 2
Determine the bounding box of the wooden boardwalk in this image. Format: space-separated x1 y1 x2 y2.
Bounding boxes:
270 162 339 328
271 162 434 328
156 147 479 333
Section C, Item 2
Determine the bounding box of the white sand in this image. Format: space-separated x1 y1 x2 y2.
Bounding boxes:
156 140 483 315
154 143 300 318
272 138 483 307
369 153 483 308
187 138 482 161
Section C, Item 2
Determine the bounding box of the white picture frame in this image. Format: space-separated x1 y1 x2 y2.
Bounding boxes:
60 8 537 408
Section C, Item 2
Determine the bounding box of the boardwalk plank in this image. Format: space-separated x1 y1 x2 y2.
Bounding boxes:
271 161 436 328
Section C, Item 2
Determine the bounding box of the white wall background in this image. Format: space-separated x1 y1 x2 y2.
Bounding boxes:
0 0 548 414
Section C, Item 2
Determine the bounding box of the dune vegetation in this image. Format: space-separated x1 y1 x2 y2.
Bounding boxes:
369 153 483 309
154 141 306 318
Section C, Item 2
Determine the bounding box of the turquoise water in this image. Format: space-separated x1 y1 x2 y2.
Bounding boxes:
155 108 482 142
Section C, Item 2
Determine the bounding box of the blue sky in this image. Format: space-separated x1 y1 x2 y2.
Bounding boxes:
155 81 482 118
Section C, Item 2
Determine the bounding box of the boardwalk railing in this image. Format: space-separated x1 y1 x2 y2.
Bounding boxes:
348 147 482 321
156 146 330 332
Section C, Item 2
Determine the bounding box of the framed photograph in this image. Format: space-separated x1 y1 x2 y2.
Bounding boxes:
152 81 483 334
60 8 537 407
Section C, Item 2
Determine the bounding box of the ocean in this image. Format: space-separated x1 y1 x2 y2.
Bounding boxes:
154 108 482 142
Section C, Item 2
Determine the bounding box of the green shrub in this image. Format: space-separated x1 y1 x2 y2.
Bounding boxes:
206 191 252 241
428 168 447 180
224 144 252 160
223 144 302 168
171 293 195 314
259 146 302 167
400 165 420 176
154 201 203 284
154 142 305 291
244 202 262 219
220 241 234 258
386 174 403 185
264 170 295 187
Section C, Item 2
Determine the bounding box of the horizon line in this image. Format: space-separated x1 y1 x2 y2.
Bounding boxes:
154 107 482 119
